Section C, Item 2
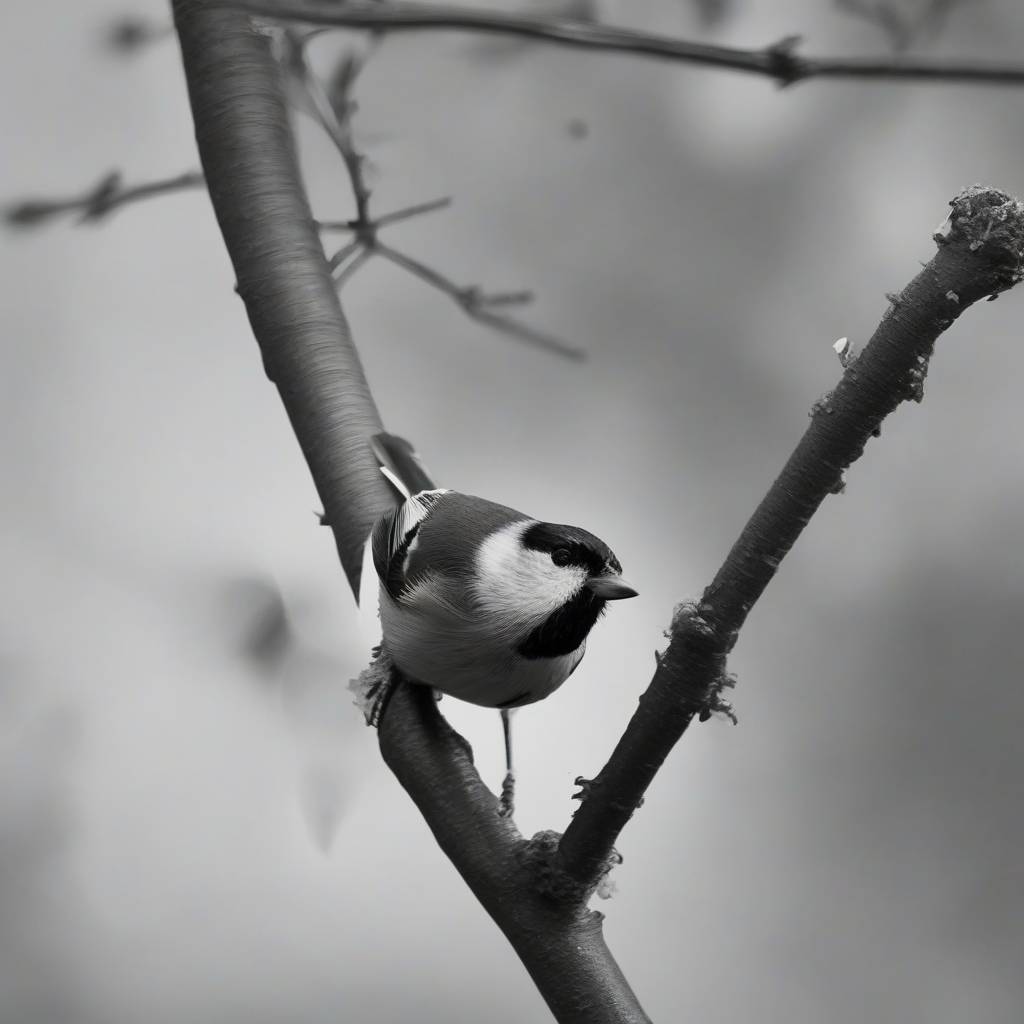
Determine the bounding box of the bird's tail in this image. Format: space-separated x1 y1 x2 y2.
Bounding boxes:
370 432 438 500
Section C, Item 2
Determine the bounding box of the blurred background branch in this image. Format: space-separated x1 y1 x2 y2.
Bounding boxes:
234 0 1024 86
3 170 204 226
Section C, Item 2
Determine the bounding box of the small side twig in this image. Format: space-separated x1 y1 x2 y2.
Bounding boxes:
4 171 205 227
374 241 584 359
278 30 581 358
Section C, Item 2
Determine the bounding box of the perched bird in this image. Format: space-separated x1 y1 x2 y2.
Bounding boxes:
369 433 636 813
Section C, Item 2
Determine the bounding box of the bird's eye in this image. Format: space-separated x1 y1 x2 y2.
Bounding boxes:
551 547 572 567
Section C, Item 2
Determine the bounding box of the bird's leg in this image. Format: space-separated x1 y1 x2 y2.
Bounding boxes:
498 708 515 818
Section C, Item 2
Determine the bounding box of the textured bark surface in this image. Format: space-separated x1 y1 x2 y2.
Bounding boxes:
557 186 1024 883
380 684 651 1024
173 0 394 599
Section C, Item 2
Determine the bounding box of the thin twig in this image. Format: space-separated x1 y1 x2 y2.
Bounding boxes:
233 0 1024 87
374 195 452 227
4 171 204 227
334 244 375 286
277 31 580 357
375 241 584 359
278 29 377 225
327 238 362 269
316 196 451 231
556 186 1024 885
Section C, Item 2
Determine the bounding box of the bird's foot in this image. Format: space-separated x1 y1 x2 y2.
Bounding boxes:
348 647 398 727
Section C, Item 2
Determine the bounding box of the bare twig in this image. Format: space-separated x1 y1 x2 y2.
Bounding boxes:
4 171 204 227
556 185 1024 885
278 30 580 356
334 244 374 285
232 0 1024 87
275 29 377 225
327 238 362 270
379 677 651 1024
374 195 453 227
374 241 584 359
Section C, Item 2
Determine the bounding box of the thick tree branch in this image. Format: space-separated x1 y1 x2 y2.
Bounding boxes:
379 677 650 1024
232 0 1024 87
556 186 1024 884
172 0 395 598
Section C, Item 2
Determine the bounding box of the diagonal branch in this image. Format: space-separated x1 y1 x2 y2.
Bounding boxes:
172 0 394 599
231 0 1024 87
316 195 452 231
556 185 1024 884
4 170 204 227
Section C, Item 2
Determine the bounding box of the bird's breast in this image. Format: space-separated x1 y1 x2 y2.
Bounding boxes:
379 581 584 708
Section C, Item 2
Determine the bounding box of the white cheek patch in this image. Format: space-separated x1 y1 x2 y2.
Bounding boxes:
401 529 421 577
473 521 587 626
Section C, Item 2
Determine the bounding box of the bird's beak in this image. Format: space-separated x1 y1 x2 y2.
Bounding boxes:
586 574 638 600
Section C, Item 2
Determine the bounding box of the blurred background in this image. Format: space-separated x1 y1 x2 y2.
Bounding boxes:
2 1 1023 1020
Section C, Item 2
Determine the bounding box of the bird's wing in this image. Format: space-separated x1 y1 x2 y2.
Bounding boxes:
370 432 438 500
371 488 451 600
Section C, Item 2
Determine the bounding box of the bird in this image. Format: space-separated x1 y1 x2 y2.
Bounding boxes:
369 432 637 815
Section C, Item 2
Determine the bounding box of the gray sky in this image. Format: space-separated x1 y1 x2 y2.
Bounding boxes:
2 1 1023 1021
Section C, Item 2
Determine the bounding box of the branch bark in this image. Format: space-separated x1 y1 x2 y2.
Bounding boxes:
172 0 394 599
230 0 1024 87
557 186 1024 883
171 8 648 1021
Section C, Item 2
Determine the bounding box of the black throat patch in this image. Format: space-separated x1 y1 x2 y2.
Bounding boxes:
517 589 606 660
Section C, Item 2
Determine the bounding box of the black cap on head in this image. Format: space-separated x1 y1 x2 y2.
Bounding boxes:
522 522 622 576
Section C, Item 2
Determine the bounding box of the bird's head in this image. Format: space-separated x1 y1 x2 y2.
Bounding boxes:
472 519 637 658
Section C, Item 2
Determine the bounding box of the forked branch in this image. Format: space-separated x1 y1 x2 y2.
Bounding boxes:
168 6 1024 1024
